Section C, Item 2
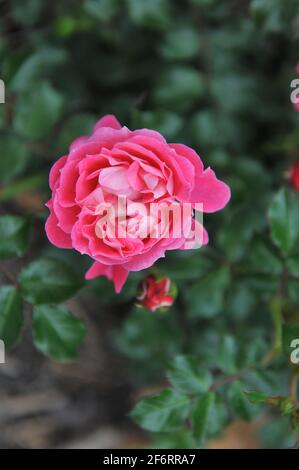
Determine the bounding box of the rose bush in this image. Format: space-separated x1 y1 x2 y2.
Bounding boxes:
1 0 299 450
45 115 230 292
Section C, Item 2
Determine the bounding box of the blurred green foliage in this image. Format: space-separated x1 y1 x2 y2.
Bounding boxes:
1 0 299 449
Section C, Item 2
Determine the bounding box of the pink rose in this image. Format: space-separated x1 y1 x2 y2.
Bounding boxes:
45 115 230 292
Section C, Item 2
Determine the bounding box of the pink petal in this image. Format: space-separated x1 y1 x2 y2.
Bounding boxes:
99 166 128 191
134 128 166 142
180 220 209 250
93 115 122 132
170 143 204 178
45 210 72 249
49 156 67 190
131 136 194 201
71 220 89 254
53 195 80 233
70 136 89 152
127 161 144 191
123 243 169 271
57 160 79 207
143 173 159 190
85 262 129 293
191 167 231 212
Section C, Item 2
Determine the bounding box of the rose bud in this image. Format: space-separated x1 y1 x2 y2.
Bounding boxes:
136 275 176 312
289 161 299 190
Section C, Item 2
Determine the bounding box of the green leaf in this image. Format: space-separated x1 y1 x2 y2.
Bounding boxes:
56 113 96 154
14 81 64 140
0 174 45 202
287 254 299 277
160 26 200 60
191 0 217 6
0 215 31 258
135 111 183 141
217 335 238 374
244 390 268 404
54 16 78 37
0 107 5 129
250 0 298 33
247 239 282 275
11 0 44 26
84 0 120 22
192 392 216 444
167 355 212 394
186 267 230 318
287 280 299 305
228 381 255 421
211 74 258 115
217 205 264 262
260 415 296 448
0 286 23 349
268 189 299 255
32 304 86 361
114 306 184 373
0 136 28 184
226 282 256 319
11 47 68 92
282 324 299 362
130 388 191 432
154 67 205 111
158 251 213 281
192 111 239 150
19 257 84 305
127 0 171 30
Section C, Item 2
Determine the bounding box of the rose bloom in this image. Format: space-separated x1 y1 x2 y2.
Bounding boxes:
289 161 299 189
46 115 230 292
137 275 175 312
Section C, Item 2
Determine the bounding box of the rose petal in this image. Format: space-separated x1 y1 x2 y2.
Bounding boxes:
85 262 129 293
191 167 231 212
93 114 122 131
45 209 72 248
49 155 67 191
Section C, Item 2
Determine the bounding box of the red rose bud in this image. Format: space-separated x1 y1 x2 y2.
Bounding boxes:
289 161 299 189
136 275 176 312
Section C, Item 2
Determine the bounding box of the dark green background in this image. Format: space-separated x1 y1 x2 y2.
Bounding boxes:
1 0 299 449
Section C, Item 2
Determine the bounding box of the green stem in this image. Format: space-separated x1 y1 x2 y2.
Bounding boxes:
290 368 299 404
262 296 283 365
271 296 283 353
